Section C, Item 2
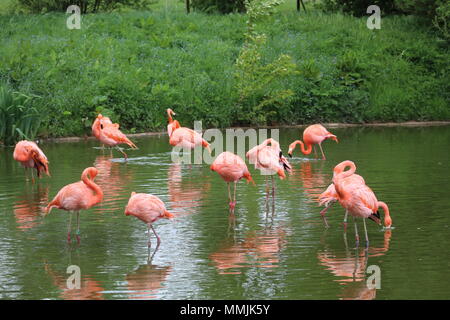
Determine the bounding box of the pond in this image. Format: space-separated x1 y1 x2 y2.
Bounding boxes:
0 125 449 299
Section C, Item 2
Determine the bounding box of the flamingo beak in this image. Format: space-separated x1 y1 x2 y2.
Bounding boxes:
368 211 381 225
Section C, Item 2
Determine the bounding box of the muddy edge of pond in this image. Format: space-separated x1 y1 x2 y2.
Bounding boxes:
40 121 450 144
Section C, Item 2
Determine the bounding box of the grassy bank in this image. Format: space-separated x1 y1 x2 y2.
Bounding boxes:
0 1 449 138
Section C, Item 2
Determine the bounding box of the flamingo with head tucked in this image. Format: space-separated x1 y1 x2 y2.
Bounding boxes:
288 124 338 160
45 167 103 242
125 192 174 261
246 138 291 205
211 151 254 211
92 114 137 159
332 161 392 245
165 108 210 153
13 140 50 182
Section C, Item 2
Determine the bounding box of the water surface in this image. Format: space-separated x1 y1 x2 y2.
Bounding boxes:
0 126 449 299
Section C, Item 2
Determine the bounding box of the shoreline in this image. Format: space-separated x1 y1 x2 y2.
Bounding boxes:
39 120 450 143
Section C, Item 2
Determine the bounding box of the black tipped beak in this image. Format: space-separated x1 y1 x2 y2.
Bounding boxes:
288 153 292 158
368 211 381 225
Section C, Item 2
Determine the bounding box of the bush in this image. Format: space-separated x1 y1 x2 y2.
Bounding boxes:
17 0 155 13
191 0 246 14
0 83 41 146
322 0 398 16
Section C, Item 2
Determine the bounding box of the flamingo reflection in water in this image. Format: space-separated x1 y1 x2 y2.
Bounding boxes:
44 262 104 300
168 163 211 215
94 155 133 213
14 185 48 231
125 264 172 299
317 230 392 300
209 227 288 275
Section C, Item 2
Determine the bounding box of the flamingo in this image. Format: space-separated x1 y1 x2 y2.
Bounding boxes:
45 167 103 242
288 124 338 160
125 192 174 261
166 108 181 138
210 151 254 211
332 160 392 245
165 109 210 153
13 140 50 182
319 173 365 228
246 138 291 205
91 114 137 159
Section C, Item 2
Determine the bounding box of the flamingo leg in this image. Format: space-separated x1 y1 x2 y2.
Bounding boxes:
363 218 369 247
233 181 237 205
353 216 359 246
76 211 81 243
320 204 330 228
31 169 35 184
147 226 152 250
319 143 326 160
313 145 318 159
227 183 232 208
343 210 348 231
150 225 161 250
116 146 128 160
271 175 275 215
67 212 73 242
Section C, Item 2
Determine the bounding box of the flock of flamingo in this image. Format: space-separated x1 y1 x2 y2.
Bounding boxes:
12 108 392 257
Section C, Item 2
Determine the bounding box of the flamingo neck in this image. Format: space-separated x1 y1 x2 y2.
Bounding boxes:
378 201 392 227
294 140 312 155
332 161 356 198
82 171 103 206
167 110 174 123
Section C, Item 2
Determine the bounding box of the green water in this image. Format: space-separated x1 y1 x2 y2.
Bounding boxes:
0 126 449 300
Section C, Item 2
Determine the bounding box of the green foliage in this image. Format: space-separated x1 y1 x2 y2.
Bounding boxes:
0 5 448 138
433 1 449 40
191 0 246 14
321 0 398 16
234 0 297 125
16 0 156 13
0 83 41 145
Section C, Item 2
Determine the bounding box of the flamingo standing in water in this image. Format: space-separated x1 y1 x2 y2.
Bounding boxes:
165 109 210 153
210 151 254 211
166 108 181 138
332 160 392 245
246 138 291 204
45 167 103 242
288 124 338 160
125 192 174 261
92 114 138 159
319 169 365 228
13 140 50 182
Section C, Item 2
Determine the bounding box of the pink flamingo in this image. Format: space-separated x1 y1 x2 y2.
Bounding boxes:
166 108 181 138
169 127 211 153
288 124 338 160
246 138 291 203
45 167 103 242
166 109 210 153
91 114 137 159
13 140 50 182
319 171 365 228
210 151 254 211
125 192 174 261
332 161 392 245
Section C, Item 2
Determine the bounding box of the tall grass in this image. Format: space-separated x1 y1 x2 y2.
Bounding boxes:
0 83 41 145
0 3 448 138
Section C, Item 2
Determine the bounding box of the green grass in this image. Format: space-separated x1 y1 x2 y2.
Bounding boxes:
0 1 448 138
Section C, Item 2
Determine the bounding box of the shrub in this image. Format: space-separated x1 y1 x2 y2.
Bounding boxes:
17 0 155 13
0 83 41 146
191 0 246 14
321 0 398 16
